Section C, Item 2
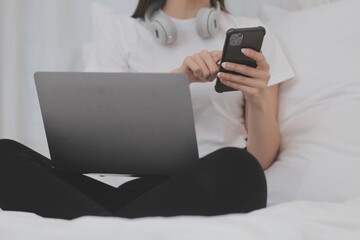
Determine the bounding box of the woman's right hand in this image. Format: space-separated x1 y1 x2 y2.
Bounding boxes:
172 50 222 84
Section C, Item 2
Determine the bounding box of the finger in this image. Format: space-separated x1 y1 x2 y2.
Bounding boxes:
210 50 223 63
217 72 267 89
221 62 270 80
193 54 210 79
184 56 203 78
242 48 269 70
220 78 256 94
200 50 219 76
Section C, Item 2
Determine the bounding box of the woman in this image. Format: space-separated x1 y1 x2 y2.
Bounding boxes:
0 0 294 219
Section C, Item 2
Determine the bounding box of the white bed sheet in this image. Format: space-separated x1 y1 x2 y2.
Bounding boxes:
1 198 360 240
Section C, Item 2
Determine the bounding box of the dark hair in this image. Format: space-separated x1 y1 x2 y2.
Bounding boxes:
132 0 228 19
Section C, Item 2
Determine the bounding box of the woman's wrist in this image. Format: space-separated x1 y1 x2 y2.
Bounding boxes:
244 87 272 110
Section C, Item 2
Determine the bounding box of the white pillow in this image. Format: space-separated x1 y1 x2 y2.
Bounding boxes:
259 4 290 23
279 0 332 11
265 0 360 205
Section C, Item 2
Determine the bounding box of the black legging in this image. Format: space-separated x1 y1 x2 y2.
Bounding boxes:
0 139 267 220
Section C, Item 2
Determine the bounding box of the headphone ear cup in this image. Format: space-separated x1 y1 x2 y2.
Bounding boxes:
207 9 219 36
196 8 219 38
150 21 168 45
151 15 178 45
196 8 211 38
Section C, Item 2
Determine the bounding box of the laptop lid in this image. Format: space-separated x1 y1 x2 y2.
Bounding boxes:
35 72 199 176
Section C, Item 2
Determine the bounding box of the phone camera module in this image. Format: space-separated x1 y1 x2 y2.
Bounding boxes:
229 33 244 47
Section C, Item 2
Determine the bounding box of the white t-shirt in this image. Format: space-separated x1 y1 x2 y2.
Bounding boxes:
86 11 295 158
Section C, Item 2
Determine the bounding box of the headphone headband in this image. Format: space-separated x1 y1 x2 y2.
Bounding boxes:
144 1 165 25
145 1 221 45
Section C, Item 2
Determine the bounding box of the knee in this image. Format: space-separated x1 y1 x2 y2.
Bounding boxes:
198 148 265 187
204 147 263 174
195 147 267 211
207 147 266 185
0 139 52 174
0 139 26 152
0 139 30 164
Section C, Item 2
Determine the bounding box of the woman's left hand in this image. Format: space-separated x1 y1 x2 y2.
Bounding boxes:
217 48 271 104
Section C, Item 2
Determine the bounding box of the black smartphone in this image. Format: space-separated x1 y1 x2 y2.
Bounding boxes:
215 26 266 93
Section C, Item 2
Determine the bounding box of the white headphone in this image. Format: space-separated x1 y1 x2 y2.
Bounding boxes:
145 0 221 45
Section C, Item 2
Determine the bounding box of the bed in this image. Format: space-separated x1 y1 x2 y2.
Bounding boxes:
1 198 360 239
1 0 360 239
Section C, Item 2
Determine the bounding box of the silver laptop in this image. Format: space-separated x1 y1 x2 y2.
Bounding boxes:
35 72 199 176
